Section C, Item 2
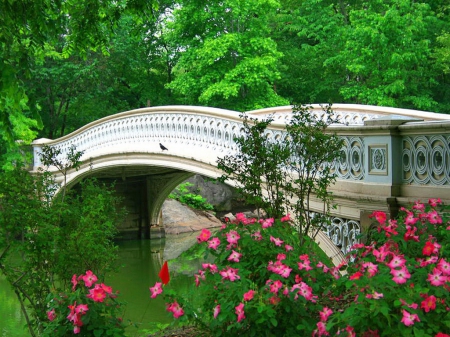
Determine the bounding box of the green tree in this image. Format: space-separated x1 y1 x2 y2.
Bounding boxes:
218 105 343 244
271 0 348 104
166 0 289 111
284 104 343 242
218 114 290 219
336 0 440 110
0 0 155 156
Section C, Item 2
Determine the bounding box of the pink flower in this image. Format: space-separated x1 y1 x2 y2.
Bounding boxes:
285 244 293 252
194 270 206 287
349 271 364 280
362 262 378 277
428 198 442 207
280 214 291 222
86 284 106 302
166 301 184 319
243 290 255 301
404 211 419 226
419 256 438 267
279 265 292 278
270 236 284 246
226 230 240 245
100 283 112 294
370 211 387 225
298 260 313 271
251 231 262 241
319 307 333 322
219 266 240 282
400 309 420 326
420 294 437 312
71 274 78 291
387 255 406 269
366 291 383 299
291 282 316 302
427 210 443 224
82 270 98 288
437 258 450 275
277 253 286 261
202 263 218 273
400 299 418 310
228 250 242 263
313 321 329 336
269 280 283 294
149 282 163 298
390 266 411 284
75 304 89 315
207 237 221 250
67 302 83 327
261 218 274 228
235 302 245 322
197 229 211 243
404 226 420 242
213 304 220 319
47 309 56 321
73 326 81 334
427 268 447 286
413 201 425 212
423 241 436 256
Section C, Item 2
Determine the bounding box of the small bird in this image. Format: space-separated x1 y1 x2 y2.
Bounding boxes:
159 143 168 151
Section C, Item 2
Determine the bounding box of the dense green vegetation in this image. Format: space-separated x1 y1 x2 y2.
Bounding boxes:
169 182 215 212
1 0 450 168
0 148 125 335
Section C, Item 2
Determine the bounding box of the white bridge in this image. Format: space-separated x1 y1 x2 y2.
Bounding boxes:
31 104 450 264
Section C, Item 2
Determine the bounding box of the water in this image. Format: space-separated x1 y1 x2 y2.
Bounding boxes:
0 234 200 337
0 275 27 337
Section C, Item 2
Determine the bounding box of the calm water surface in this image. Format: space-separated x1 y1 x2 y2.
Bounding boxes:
0 235 200 337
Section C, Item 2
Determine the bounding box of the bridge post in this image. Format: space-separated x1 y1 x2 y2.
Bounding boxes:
359 115 423 230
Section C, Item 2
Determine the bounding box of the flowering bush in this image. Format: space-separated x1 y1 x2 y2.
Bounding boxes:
151 199 450 336
323 199 450 336
43 271 126 336
150 213 339 336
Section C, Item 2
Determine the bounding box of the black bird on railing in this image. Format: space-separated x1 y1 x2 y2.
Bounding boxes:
159 143 168 151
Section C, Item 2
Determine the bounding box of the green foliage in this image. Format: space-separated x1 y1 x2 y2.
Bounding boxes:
284 104 344 241
217 114 290 219
0 149 125 335
169 182 215 212
166 0 289 111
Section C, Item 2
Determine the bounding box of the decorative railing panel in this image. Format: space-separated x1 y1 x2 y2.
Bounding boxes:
331 136 365 180
402 135 450 185
323 217 361 255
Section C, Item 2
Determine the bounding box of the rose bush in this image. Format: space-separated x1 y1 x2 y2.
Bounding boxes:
43 271 126 336
151 213 340 336
151 199 450 337
324 199 450 336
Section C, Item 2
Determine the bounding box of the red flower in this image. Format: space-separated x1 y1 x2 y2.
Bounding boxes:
423 241 435 256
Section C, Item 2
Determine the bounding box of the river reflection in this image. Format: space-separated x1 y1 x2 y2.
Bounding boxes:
0 233 201 337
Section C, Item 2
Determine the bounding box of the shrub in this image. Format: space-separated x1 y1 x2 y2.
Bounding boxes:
43 271 126 336
150 200 450 337
151 213 339 336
